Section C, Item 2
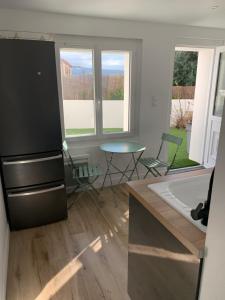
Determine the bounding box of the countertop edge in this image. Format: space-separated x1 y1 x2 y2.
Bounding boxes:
126 169 211 259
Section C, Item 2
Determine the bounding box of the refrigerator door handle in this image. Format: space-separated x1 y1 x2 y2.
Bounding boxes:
3 154 62 165
8 184 65 197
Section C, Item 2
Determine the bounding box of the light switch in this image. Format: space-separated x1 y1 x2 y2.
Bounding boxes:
152 96 158 107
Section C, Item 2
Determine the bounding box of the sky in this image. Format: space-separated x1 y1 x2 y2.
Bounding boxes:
60 49 126 70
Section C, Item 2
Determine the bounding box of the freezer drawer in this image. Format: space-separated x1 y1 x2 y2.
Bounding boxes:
2 152 64 188
7 183 67 230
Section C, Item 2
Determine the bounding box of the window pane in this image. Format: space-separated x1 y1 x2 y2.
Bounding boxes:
60 49 95 137
102 51 130 133
213 52 225 117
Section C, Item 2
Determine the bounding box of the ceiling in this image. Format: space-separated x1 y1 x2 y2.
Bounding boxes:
0 0 225 29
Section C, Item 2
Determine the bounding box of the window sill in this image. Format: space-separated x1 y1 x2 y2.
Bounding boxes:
65 131 139 149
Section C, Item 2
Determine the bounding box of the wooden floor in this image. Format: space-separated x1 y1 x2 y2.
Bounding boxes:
7 186 130 300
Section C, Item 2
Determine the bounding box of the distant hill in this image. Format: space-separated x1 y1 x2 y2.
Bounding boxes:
72 67 124 76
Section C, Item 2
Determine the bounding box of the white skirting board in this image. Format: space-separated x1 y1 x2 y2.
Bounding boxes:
0 226 9 300
0 176 9 300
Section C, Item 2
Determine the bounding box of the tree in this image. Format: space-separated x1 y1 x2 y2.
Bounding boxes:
109 88 124 100
173 51 198 86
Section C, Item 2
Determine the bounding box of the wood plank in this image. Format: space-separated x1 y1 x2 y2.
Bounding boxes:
7 188 130 300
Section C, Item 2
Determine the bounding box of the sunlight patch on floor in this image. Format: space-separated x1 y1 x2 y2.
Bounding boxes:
124 210 129 219
120 216 127 223
35 237 102 300
91 237 102 253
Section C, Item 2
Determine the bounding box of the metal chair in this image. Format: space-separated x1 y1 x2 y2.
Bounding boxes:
63 141 101 203
139 133 183 178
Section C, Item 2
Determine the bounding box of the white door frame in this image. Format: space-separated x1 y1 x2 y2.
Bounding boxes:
203 46 225 168
188 48 215 164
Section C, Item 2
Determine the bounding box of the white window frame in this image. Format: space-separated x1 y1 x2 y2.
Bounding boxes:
55 35 141 142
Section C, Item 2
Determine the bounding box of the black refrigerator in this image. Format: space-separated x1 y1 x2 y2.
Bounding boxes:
0 39 67 230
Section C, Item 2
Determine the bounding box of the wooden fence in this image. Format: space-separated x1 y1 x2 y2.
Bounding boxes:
172 86 195 99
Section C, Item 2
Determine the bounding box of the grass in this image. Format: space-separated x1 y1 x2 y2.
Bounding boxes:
168 128 199 169
65 128 123 136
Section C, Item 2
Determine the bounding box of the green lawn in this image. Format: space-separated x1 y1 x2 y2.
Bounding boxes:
168 128 199 169
65 128 123 136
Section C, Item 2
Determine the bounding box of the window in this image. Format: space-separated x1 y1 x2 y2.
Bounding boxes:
60 48 96 137
102 51 130 134
58 38 139 139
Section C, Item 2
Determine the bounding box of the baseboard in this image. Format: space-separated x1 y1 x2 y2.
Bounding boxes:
1 225 9 300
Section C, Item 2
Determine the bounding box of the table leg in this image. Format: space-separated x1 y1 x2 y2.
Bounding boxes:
102 152 113 188
128 151 144 181
133 152 140 179
118 157 133 184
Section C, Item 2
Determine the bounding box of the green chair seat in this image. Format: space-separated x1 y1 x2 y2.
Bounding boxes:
139 133 183 178
73 164 102 179
63 141 101 206
139 157 169 169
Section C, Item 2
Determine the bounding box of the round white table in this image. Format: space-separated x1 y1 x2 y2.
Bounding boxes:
100 141 146 187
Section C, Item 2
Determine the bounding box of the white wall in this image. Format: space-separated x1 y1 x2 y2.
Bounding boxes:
199 96 225 299
103 101 124 128
0 176 9 300
63 100 124 129
63 100 95 129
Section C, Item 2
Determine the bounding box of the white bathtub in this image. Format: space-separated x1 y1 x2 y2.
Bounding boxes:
148 173 211 232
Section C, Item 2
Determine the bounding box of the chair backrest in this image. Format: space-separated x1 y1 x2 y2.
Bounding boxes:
161 133 183 146
63 140 69 152
157 133 183 168
63 140 75 169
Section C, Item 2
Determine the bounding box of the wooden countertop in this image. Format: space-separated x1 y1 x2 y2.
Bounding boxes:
126 169 211 258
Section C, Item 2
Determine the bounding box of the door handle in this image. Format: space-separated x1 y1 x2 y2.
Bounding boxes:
8 184 65 197
3 154 62 165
